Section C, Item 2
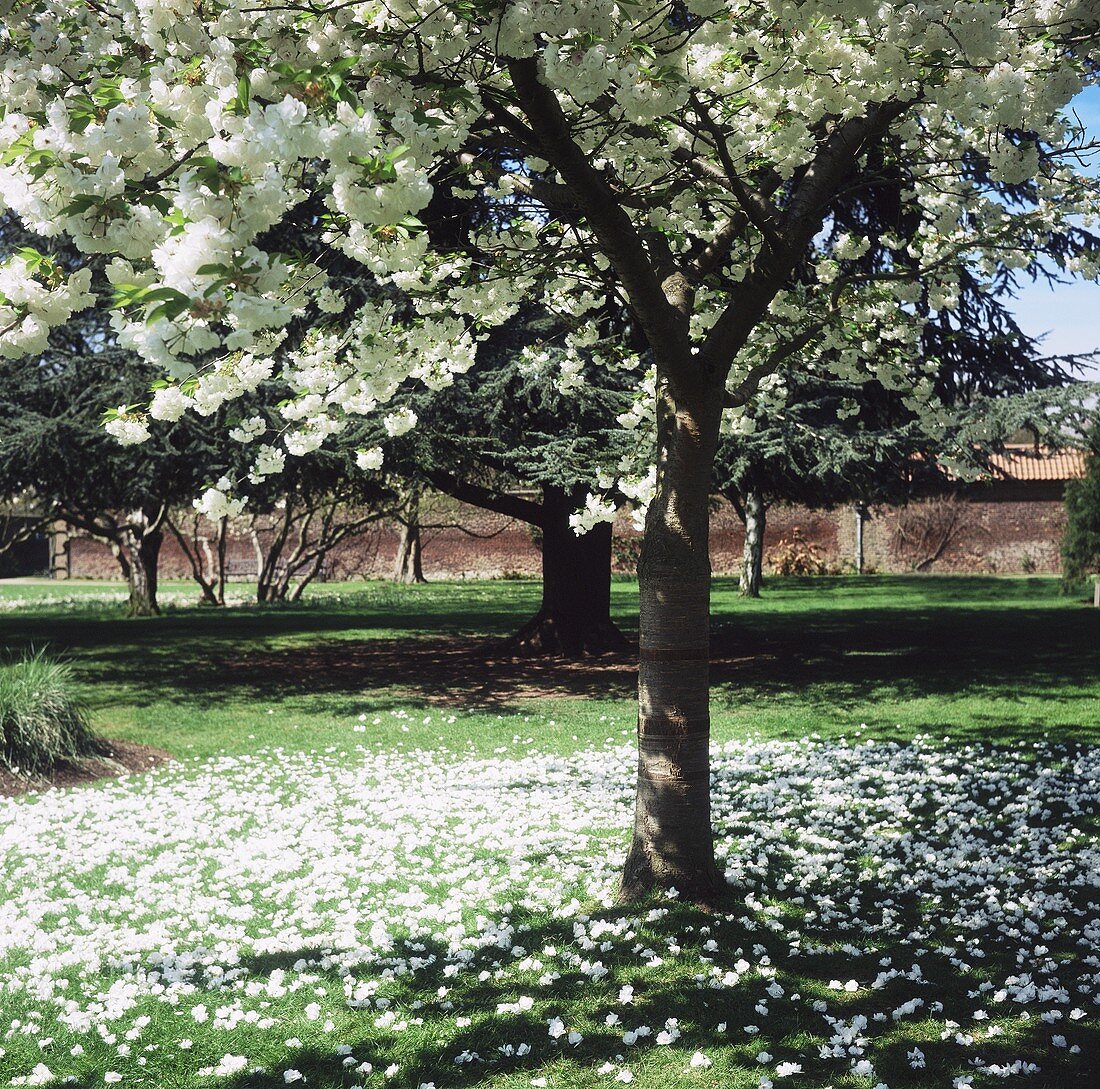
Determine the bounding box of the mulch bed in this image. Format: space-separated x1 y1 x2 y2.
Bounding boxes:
0 740 174 799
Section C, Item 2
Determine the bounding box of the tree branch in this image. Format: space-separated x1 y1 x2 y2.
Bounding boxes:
699 97 918 374
455 152 577 210
724 321 827 408
425 469 544 527
688 92 782 252
507 57 689 362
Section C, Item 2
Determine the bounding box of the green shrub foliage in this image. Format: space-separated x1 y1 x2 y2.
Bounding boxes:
1062 443 1100 589
0 650 98 776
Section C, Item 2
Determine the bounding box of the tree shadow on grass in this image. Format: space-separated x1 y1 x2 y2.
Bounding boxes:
47 885 1099 1089
1 577 1096 743
62 603 1100 732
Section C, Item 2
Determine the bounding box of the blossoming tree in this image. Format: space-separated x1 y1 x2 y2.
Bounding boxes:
1 0 1098 899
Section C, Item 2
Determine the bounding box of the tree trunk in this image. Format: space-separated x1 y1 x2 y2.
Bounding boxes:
168 513 226 606
509 483 627 657
739 490 765 597
252 526 281 604
854 504 865 575
195 516 227 605
621 369 724 905
393 491 426 584
118 528 162 617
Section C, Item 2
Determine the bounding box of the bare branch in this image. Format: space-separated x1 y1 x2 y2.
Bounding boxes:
425 469 543 526
723 321 827 409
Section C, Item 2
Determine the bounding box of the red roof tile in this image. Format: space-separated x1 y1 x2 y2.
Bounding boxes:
985 445 1088 482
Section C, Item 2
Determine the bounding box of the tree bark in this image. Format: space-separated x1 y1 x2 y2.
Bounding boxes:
509 483 627 657
206 517 228 605
393 490 427 584
739 490 765 597
116 527 162 617
621 368 724 904
854 504 865 575
253 516 291 604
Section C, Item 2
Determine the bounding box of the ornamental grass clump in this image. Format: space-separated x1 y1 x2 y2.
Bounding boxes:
0 650 98 777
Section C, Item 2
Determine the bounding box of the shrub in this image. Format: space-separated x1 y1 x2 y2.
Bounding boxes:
768 528 827 576
892 495 976 571
1062 444 1100 588
0 650 99 777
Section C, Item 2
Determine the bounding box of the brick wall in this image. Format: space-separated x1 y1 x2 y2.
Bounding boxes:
59 506 545 582
857 496 1068 575
56 485 1070 582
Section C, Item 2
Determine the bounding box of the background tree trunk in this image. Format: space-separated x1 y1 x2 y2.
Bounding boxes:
739 490 765 597
854 504 865 574
393 489 426 583
117 528 162 617
621 371 723 904
167 513 226 605
509 483 627 656
206 517 228 605
252 520 289 604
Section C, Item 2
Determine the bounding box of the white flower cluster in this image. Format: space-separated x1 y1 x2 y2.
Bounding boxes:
0 256 93 360
193 476 247 521
1 727 1097 1086
103 407 151 447
355 447 385 472
0 0 1092 510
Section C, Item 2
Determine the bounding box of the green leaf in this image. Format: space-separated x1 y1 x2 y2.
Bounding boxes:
141 286 191 305
232 73 252 116
14 247 45 271
146 297 190 324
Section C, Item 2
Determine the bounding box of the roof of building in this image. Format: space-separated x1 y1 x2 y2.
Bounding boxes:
985 445 1088 482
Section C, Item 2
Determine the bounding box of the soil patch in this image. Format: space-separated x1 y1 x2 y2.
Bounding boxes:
0 740 173 799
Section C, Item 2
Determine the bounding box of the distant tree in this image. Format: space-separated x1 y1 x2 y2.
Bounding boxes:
0 329 212 616
713 146 1099 597
1062 436 1100 589
382 312 636 655
165 509 229 607
390 482 427 585
246 474 390 606
188 393 394 605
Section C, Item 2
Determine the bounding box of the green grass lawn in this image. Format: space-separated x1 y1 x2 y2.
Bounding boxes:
1 575 1098 1089
0 574 1096 758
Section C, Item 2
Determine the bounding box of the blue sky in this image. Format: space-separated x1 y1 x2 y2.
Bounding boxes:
1009 83 1100 378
